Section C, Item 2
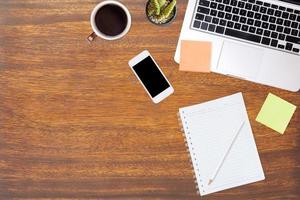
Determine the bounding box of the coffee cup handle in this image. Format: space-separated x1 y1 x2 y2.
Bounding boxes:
87 32 97 43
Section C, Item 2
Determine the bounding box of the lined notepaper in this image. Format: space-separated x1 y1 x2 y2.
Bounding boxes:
179 93 265 195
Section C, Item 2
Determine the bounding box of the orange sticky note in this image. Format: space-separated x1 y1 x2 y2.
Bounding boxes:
179 40 211 72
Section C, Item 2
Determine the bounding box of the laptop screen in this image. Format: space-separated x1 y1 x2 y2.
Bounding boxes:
280 0 300 6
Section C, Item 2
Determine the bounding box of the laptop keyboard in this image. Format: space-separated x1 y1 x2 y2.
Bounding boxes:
191 0 300 55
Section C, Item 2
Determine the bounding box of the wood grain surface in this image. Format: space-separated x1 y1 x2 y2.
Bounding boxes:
0 0 299 199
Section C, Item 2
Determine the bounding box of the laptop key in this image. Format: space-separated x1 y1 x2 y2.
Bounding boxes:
208 24 216 32
279 34 285 40
292 48 299 53
249 26 256 33
223 0 230 5
198 6 210 14
282 12 289 19
284 27 291 34
262 22 269 29
240 17 247 24
242 25 249 31
289 14 296 20
263 30 271 37
269 16 276 23
254 20 261 27
286 35 300 44
279 6 286 11
269 17 276 23
225 6 232 12
291 29 298 36
227 21 234 28
216 26 225 34
252 5 259 12
262 37 271 45
291 22 298 28
262 15 269 21
256 28 263 35
238 1 245 8
271 32 278 39
225 13 232 20
193 20 201 28
234 23 241 29
218 11 225 18
255 13 261 20
218 4 225 11
260 7 267 14
240 9 247 16
196 14 205 20
269 24 276 31
210 9 218 16
225 28 261 43
245 3 252 10
247 18 254 25
267 8 274 15
285 43 293 50
205 16 212 23
247 11 254 18
233 8 239 14
212 17 219 24
276 18 283 25
210 2 217 9
230 0 238 6
201 22 209 30
276 26 284 32
199 0 210 7
275 10 282 17
233 15 239 22
220 19 227 26
284 20 291 27
271 39 278 47
257 1 263 5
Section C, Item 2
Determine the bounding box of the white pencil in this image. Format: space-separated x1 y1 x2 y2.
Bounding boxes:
208 120 246 185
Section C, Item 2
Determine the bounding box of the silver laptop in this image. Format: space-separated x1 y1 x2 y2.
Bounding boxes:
175 0 300 92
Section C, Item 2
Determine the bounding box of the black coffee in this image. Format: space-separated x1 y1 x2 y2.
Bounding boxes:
95 4 128 36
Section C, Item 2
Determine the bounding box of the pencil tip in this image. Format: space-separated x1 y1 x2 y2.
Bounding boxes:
208 179 213 185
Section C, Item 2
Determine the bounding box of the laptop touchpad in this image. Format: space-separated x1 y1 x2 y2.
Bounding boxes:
218 41 264 80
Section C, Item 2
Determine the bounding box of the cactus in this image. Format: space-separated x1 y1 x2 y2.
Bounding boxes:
158 0 166 7
151 0 160 15
148 3 156 16
161 0 176 19
147 0 176 23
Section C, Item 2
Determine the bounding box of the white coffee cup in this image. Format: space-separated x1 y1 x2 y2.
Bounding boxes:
87 0 131 42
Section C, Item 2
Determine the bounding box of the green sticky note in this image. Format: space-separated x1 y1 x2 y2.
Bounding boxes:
256 93 296 134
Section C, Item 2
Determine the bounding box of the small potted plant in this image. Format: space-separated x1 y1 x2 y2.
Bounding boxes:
146 0 177 25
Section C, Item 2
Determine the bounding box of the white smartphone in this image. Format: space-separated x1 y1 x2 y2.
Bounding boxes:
128 50 174 104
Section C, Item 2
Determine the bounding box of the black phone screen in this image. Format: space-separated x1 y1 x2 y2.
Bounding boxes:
133 56 170 97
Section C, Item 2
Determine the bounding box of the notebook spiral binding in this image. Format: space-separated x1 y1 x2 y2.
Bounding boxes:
177 112 204 195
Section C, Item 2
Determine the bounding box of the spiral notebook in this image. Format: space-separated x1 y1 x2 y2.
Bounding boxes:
178 93 265 196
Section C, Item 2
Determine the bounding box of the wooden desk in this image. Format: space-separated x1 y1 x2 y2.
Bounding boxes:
0 0 299 199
